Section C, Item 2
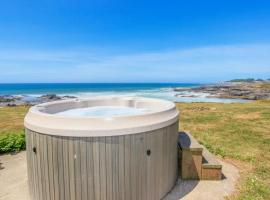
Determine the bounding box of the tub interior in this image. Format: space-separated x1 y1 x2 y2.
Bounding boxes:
55 106 149 117
25 96 179 136
37 97 173 117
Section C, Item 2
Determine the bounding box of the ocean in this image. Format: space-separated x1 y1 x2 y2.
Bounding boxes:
0 83 246 103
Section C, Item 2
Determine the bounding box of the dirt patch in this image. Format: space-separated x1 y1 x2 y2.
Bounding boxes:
234 112 261 120
192 124 216 131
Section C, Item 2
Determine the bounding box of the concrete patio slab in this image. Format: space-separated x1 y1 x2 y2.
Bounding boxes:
0 151 239 200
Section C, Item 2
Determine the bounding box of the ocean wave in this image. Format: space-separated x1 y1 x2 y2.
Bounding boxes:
15 88 247 103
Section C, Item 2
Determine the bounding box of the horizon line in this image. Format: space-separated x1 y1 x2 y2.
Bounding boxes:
0 82 206 84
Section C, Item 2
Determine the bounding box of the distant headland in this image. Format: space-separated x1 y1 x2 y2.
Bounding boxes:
175 78 270 100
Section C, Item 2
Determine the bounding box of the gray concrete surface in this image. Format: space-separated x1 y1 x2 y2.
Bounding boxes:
0 151 239 200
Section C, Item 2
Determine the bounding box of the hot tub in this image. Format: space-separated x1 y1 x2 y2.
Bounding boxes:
24 96 179 200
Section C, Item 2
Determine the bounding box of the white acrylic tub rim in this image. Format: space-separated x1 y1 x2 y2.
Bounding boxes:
24 96 179 137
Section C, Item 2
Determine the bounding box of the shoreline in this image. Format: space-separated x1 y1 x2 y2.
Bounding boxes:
0 92 248 107
1 81 269 106
174 80 270 101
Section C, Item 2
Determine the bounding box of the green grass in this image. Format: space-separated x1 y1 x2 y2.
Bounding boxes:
0 106 29 133
0 131 25 153
0 106 29 153
0 101 270 199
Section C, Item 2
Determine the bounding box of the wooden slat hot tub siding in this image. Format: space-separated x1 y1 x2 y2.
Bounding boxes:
26 121 178 200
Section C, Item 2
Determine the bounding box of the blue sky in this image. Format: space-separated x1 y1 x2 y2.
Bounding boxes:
0 0 270 83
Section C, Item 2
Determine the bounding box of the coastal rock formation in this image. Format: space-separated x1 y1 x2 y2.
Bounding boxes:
38 94 77 104
39 94 62 101
175 81 270 100
0 95 26 107
38 94 77 102
0 94 77 107
0 95 21 102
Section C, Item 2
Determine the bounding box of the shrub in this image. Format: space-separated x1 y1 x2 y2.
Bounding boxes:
0 132 26 153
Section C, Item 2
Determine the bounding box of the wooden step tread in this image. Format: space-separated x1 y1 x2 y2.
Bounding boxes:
202 147 222 169
178 132 203 152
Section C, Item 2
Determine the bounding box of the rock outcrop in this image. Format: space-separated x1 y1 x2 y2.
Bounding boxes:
175 81 270 100
0 94 77 107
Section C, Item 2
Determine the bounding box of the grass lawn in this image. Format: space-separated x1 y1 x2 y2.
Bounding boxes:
0 106 29 134
176 101 270 200
0 101 270 199
0 106 29 152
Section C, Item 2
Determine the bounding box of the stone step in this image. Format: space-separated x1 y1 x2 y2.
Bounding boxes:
178 131 223 180
178 132 203 180
201 147 222 180
178 131 203 152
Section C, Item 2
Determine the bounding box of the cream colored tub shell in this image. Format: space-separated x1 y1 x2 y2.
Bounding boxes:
25 96 180 200
24 96 179 137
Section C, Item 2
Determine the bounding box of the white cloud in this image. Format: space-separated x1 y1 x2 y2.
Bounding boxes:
0 44 269 82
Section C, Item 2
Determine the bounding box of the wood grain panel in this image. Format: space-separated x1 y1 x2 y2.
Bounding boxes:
26 121 178 200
